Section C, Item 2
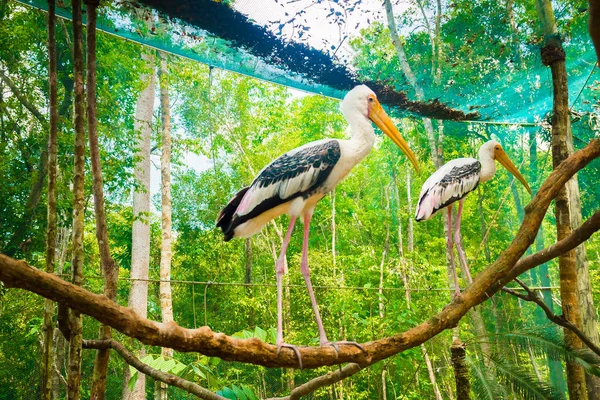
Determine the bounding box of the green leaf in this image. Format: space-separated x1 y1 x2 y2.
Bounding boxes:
467 355 506 400
216 387 236 399
254 326 267 342
190 363 207 379
242 385 259 400
231 384 247 400
498 329 600 375
267 327 278 344
488 353 564 400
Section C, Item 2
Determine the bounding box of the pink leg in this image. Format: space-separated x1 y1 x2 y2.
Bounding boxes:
300 210 329 345
275 216 302 366
301 210 365 355
446 206 460 295
454 199 473 284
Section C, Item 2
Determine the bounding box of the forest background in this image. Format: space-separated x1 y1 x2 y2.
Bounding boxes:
0 0 599 398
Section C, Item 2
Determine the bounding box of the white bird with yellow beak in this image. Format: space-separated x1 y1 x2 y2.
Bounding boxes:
415 140 531 294
217 85 419 365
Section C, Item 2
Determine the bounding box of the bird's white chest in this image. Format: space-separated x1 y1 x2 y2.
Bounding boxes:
320 139 371 192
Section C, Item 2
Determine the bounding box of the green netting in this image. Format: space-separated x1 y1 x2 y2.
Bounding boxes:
17 0 600 126
19 0 350 99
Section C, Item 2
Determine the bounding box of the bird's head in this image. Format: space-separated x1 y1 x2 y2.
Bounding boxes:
482 140 532 194
342 85 420 172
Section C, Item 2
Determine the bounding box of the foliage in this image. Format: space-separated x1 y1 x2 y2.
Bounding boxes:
0 0 598 398
485 354 563 400
216 384 259 400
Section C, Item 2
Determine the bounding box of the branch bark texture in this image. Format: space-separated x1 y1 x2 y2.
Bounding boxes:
157 50 174 400
451 339 471 400
84 1 120 398
41 1 58 398
536 0 589 396
67 0 86 398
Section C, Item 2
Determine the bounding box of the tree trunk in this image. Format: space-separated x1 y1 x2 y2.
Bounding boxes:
562 128 600 398
536 0 588 398
506 0 525 68
476 187 491 263
41 1 58 398
381 369 387 400
451 339 470 400
570 174 600 398
67 0 85 398
244 237 253 284
122 49 155 400
53 327 67 399
422 344 443 400
155 50 174 400
85 2 120 399
529 130 568 393
379 186 390 319
52 227 69 399
589 0 600 63
406 171 414 253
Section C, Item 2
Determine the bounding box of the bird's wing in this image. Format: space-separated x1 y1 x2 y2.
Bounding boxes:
234 139 341 221
415 158 481 221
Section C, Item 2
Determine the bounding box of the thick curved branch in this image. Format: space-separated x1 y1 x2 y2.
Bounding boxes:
0 139 599 369
503 278 600 358
83 339 226 400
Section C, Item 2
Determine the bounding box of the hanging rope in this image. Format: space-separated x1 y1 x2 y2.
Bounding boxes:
53 273 557 291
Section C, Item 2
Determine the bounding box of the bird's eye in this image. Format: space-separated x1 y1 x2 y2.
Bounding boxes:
495 145 501 150
368 97 374 102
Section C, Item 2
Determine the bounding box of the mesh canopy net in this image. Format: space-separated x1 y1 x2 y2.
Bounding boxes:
17 0 598 128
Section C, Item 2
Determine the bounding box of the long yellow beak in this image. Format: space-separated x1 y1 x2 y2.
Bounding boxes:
369 100 420 172
495 149 532 194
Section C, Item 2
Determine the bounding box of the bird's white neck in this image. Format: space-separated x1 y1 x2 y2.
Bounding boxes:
346 113 376 161
479 148 496 183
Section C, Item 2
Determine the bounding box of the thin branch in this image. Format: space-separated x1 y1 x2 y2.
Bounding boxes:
502 278 600 358
266 364 363 400
489 208 600 293
83 339 226 400
54 364 68 387
0 69 48 127
57 303 72 341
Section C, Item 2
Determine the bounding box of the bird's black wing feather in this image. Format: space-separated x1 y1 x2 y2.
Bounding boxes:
433 161 481 213
217 140 341 240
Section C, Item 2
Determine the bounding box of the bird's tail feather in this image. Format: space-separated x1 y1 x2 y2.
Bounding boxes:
216 186 249 241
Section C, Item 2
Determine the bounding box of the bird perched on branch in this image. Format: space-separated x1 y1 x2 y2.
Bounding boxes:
415 140 531 294
217 85 420 366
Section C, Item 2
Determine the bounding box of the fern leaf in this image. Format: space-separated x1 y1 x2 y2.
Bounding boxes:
489 354 564 400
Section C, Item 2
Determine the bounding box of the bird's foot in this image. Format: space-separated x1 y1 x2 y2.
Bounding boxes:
276 342 303 369
321 340 366 359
